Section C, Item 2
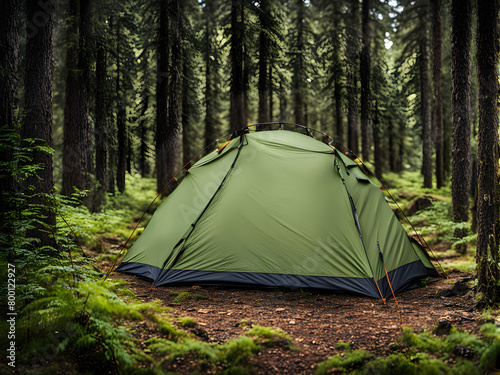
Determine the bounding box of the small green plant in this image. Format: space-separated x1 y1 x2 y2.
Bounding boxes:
179 316 197 327
246 325 295 349
336 341 354 351
315 349 374 375
171 291 209 303
193 293 209 300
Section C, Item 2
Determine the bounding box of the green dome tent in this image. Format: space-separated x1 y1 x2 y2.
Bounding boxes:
117 128 439 299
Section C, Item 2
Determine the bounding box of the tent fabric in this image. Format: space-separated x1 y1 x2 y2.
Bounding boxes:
117 130 439 299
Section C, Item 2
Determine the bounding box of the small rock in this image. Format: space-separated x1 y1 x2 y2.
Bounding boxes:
406 197 433 216
198 309 210 314
191 328 209 341
289 320 295 325
452 345 474 359
435 318 452 336
275 308 286 312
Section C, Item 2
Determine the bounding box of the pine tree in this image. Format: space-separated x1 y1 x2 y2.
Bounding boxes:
156 0 170 193
229 0 247 131
420 32 432 189
116 17 127 193
346 0 361 154
21 0 56 248
0 0 20 224
181 0 202 165
431 0 444 188
321 0 345 143
360 0 371 162
167 0 182 178
92 13 110 211
451 0 472 255
290 0 308 125
203 0 222 147
62 0 92 197
476 0 499 306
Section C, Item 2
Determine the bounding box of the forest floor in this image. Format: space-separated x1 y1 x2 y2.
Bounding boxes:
92 237 484 374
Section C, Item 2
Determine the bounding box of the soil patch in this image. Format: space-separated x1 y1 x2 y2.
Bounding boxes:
114 269 481 374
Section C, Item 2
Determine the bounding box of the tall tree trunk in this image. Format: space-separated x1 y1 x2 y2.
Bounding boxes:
165 0 181 190
269 64 273 122
139 120 150 177
388 118 396 172
230 0 245 132
451 0 472 255
347 0 360 154
431 0 444 188
329 1 344 144
373 102 382 177
0 0 20 229
204 0 218 147
360 0 371 162
93 33 108 211
22 0 56 248
258 0 270 124
62 0 90 197
292 0 305 125
127 134 132 174
116 19 127 193
156 0 170 192
80 0 93 176
242 1 249 129
279 81 286 121
420 36 432 188
476 0 499 307
334 75 344 145
181 17 193 166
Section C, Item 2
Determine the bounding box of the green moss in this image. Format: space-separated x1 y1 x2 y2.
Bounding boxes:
363 353 416 375
179 316 197 327
246 325 294 349
315 349 374 375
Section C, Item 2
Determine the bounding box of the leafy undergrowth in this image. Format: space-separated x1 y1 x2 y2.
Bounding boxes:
9 274 297 374
316 324 500 375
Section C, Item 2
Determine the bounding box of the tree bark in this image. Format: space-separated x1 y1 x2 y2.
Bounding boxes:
21 0 56 248
420 36 432 189
116 19 127 193
156 0 169 192
431 0 444 188
230 0 245 132
93 31 108 211
373 102 382 177
167 0 182 164
292 0 305 125
62 0 90 197
451 0 472 254
158 0 182 194
360 0 371 162
347 0 360 155
476 0 499 307
204 0 218 147
258 0 270 124
139 119 150 177
0 0 20 226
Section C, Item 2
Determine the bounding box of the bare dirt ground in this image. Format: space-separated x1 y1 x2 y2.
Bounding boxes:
102 248 482 374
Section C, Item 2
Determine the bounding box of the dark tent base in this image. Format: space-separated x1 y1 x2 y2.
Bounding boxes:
116 260 439 300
